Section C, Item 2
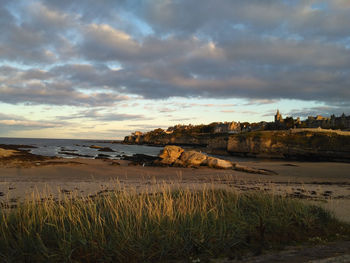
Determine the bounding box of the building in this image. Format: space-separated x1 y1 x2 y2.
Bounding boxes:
274 110 283 123
213 122 241 133
274 111 350 130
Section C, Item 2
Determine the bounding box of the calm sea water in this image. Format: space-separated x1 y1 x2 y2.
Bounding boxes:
0 137 162 159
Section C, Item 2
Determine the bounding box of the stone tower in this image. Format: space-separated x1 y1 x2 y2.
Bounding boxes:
275 110 283 123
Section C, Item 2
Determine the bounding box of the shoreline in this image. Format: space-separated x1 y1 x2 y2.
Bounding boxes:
1 151 349 222
1 147 349 261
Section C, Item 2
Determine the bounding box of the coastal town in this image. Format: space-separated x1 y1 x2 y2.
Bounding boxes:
128 111 350 139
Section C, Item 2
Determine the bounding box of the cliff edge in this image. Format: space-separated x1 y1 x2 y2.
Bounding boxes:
227 129 350 161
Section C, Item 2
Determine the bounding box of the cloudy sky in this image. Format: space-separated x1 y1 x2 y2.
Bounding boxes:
1 0 350 139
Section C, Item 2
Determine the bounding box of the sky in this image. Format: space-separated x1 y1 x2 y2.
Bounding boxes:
0 0 350 139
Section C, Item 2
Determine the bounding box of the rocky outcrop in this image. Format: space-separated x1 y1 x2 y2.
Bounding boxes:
158 146 268 172
97 147 114 152
179 150 208 166
125 128 350 161
0 145 53 168
158 145 184 165
89 145 103 149
158 146 274 174
207 156 233 169
158 146 232 169
0 148 19 158
227 130 350 161
123 132 227 147
233 163 276 175
120 146 274 174
121 154 159 166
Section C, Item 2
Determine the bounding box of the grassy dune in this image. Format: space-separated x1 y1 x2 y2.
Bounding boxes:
0 186 349 262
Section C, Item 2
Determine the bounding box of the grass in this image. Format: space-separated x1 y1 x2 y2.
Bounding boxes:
0 185 349 262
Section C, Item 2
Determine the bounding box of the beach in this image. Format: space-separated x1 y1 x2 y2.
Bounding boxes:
1 151 349 223
1 145 350 262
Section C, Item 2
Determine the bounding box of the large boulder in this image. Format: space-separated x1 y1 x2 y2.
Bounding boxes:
159 145 184 165
180 150 208 167
207 157 233 169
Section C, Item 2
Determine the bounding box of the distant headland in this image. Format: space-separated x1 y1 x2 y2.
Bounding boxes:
124 111 350 161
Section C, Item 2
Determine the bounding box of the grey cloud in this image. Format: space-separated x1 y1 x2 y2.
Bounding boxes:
286 106 350 119
79 25 199 63
0 113 68 130
0 0 350 107
243 99 279 106
0 83 129 106
0 66 130 106
0 1 78 64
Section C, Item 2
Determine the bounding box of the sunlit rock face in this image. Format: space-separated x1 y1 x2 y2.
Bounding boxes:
179 150 208 167
158 145 184 165
227 130 350 161
206 157 233 169
158 146 233 169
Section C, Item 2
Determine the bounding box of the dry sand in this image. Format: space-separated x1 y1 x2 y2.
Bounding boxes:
0 156 349 222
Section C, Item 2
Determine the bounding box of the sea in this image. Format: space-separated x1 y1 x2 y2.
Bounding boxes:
0 137 162 159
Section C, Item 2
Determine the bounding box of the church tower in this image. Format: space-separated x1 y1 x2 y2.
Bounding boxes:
275 110 283 123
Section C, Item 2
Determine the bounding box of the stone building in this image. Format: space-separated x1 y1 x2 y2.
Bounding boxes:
306 115 331 128
274 110 283 123
213 122 241 133
274 111 350 130
330 113 350 129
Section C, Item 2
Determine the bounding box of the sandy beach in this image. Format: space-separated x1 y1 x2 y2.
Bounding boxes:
1 151 349 222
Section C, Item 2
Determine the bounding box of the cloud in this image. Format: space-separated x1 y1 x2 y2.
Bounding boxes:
0 113 68 130
0 66 130 106
243 99 279 106
286 106 350 119
57 109 150 121
0 0 350 108
127 124 168 130
0 84 129 106
170 118 193 122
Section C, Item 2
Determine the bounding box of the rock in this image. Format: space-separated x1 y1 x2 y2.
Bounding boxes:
157 145 273 173
0 148 19 158
180 150 208 167
159 145 184 165
233 163 276 175
227 130 350 161
89 145 103 149
97 147 115 152
173 159 185 167
60 147 77 152
121 154 159 166
95 154 110 159
207 157 233 169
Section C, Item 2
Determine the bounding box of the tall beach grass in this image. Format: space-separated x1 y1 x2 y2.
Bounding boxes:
0 185 349 262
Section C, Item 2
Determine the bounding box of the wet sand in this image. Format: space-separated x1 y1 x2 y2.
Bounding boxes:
0 157 349 222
